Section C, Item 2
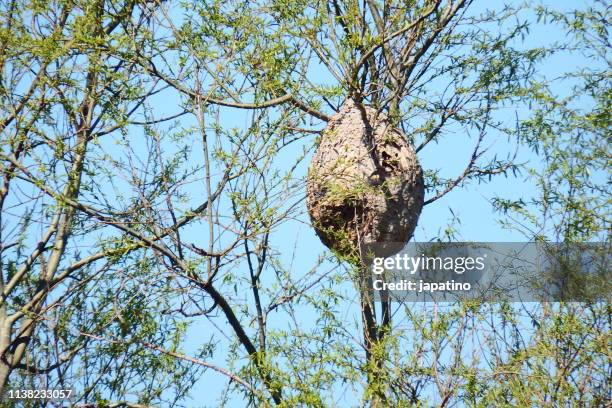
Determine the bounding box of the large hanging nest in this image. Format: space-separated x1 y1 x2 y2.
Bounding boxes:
307 99 424 262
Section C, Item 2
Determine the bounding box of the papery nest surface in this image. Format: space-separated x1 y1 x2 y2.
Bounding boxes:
307 99 425 261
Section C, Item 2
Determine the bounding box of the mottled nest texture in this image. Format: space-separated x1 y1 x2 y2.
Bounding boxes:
307 99 424 261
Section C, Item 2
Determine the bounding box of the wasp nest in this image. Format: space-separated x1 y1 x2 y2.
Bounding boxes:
307 99 424 261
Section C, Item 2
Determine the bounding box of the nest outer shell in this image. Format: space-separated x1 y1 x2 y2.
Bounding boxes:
307 99 425 260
